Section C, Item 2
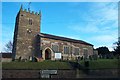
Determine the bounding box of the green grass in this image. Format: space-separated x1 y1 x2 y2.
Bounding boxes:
2 60 72 70
79 59 119 69
2 59 120 70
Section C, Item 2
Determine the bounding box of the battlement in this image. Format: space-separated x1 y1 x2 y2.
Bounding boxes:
20 5 41 16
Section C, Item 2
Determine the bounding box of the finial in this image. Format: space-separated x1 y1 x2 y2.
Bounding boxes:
38 10 41 15
20 4 23 10
28 2 31 12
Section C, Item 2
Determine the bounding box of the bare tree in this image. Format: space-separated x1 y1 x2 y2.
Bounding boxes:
4 41 13 52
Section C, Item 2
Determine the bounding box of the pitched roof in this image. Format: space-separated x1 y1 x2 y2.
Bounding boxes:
38 33 93 46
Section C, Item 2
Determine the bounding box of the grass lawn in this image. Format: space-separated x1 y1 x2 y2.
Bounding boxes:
79 59 120 69
2 59 120 70
2 60 72 70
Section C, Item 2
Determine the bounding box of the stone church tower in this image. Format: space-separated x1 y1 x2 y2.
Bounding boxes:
12 5 41 60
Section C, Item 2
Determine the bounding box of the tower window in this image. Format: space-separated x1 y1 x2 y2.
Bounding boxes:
29 19 32 25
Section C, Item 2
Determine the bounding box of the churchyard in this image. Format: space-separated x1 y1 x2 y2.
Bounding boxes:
2 59 119 70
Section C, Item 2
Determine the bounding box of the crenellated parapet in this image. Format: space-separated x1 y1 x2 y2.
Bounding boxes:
20 4 41 16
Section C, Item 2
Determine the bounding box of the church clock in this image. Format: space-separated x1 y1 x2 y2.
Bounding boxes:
27 28 32 34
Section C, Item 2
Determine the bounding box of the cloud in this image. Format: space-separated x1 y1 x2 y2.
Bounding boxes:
89 31 117 51
67 3 118 51
92 3 118 21
73 3 118 22
90 35 117 43
68 22 99 33
70 3 117 33
68 20 117 35
69 3 118 33
57 34 81 40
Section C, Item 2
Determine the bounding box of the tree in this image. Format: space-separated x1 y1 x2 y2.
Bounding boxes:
96 46 110 59
4 41 13 52
113 40 120 56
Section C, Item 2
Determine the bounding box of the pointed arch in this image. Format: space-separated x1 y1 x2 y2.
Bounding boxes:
42 47 54 60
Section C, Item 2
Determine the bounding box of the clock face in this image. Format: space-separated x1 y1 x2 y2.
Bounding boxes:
27 28 32 34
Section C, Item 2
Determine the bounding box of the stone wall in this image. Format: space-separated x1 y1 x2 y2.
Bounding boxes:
2 70 76 78
41 37 93 60
2 69 119 79
2 58 12 62
2 70 39 78
91 69 119 77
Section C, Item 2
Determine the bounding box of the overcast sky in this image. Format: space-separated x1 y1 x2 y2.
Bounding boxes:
1 2 118 52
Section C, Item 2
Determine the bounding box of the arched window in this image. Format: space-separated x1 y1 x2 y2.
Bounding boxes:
29 19 32 25
52 44 59 53
64 46 70 54
74 47 80 55
83 48 88 59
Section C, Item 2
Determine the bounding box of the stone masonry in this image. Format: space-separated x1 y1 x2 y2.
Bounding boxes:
12 5 41 60
12 5 93 61
40 35 93 60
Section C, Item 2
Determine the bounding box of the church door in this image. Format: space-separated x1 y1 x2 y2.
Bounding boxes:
45 49 51 60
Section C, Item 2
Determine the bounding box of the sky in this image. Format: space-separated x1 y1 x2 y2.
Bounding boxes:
1 2 118 52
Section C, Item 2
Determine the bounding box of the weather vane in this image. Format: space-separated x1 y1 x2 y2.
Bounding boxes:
28 2 31 11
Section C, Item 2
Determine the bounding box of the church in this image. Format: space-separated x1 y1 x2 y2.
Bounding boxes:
12 5 94 61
